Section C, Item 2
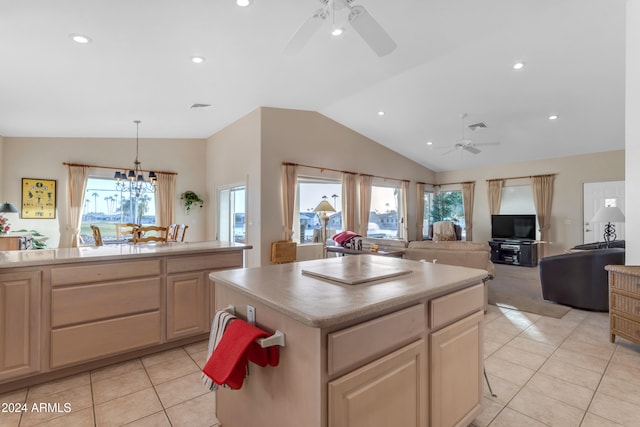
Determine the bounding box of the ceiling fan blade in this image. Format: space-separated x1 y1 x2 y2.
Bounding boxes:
283 8 327 55
440 148 458 156
463 145 482 155
347 5 397 57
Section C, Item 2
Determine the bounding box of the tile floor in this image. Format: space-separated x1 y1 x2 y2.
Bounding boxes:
474 305 640 427
0 341 217 427
1 306 640 426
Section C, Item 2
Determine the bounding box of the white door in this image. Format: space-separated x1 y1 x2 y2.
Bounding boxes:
583 181 625 243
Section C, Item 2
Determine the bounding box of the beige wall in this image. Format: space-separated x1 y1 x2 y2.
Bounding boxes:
1 137 207 247
436 150 625 256
627 0 640 264
260 107 437 266
207 108 262 268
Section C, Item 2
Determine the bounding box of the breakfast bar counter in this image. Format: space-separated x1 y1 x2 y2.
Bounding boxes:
210 255 488 427
0 241 251 393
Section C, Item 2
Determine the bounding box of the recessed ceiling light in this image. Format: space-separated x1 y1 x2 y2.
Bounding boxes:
69 33 91 44
236 0 252 6
191 56 205 64
377 111 385 116
548 114 559 120
426 141 433 146
331 27 344 36
513 62 525 70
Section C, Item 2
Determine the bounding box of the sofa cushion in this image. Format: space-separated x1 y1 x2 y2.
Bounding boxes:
404 240 495 278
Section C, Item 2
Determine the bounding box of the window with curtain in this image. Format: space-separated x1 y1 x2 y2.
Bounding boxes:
218 185 246 243
80 177 156 245
430 190 465 238
295 177 342 244
422 190 434 239
368 184 404 239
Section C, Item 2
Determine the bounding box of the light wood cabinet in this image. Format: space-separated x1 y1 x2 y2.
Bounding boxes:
166 272 208 341
0 271 41 381
329 339 427 427
430 310 483 427
607 265 640 344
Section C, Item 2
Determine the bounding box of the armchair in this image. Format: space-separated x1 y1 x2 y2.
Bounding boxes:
539 248 625 311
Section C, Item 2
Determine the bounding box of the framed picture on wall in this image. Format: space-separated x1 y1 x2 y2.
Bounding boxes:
21 178 56 219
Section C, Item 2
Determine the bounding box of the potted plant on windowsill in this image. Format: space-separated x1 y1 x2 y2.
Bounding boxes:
181 191 204 213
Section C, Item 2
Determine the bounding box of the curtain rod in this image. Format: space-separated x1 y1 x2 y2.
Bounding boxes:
63 162 177 175
282 162 410 183
432 180 476 187
486 173 556 182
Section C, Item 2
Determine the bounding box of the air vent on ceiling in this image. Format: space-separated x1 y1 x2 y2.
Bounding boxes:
468 122 487 131
190 103 212 109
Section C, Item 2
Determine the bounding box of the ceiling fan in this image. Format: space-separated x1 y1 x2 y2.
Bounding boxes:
284 0 397 57
439 114 500 156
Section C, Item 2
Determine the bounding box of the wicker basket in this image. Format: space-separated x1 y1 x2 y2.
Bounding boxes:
270 241 297 264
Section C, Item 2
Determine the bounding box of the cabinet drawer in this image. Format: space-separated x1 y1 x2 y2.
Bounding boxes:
429 283 484 330
51 260 161 286
166 252 243 274
327 304 424 376
50 311 161 368
611 313 640 342
52 278 161 327
610 272 640 297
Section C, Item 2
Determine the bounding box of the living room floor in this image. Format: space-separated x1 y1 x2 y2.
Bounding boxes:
1 306 639 427
476 305 640 426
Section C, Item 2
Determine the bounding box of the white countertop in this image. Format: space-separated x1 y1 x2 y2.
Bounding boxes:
0 240 251 268
210 255 488 328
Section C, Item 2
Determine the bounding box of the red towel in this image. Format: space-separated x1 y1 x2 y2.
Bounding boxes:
202 319 279 389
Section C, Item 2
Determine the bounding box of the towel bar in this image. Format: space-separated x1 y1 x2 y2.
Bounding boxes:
223 304 286 348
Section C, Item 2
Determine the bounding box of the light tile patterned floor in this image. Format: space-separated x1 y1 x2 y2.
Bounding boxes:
0 341 217 427
474 305 640 427
1 306 640 426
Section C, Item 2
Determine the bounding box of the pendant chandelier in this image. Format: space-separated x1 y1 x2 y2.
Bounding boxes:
114 120 156 197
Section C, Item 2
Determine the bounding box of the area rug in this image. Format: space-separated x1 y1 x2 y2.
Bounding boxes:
488 263 572 318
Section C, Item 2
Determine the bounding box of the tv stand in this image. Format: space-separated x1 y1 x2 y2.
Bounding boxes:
489 240 538 267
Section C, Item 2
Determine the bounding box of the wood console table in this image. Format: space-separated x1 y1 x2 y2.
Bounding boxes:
607 265 640 345
326 245 404 258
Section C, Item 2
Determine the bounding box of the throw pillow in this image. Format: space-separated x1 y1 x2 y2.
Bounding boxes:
433 232 456 242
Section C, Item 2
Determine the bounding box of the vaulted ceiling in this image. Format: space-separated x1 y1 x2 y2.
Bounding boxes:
0 0 626 172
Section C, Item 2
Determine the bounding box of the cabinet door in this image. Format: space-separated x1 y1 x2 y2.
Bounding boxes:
0 271 41 381
166 272 208 341
329 339 427 427
430 311 483 427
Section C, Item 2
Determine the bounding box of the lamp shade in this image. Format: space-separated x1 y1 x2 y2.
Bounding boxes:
313 200 336 214
0 202 18 213
592 206 625 223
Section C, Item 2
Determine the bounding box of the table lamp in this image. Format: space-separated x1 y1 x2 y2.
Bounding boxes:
313 198 336 246
591 206 625 248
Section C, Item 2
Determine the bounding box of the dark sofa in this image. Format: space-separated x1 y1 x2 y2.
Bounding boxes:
539 248 625 311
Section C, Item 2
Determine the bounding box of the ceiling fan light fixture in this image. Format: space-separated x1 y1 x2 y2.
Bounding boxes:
236 0 252 7
331 26 344 36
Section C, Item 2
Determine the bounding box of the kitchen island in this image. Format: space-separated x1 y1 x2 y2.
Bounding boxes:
0 241 250 393
210 255 488 427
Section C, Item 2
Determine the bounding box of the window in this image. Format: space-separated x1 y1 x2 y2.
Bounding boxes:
80 177 156 244
218 185 246 243
368 185 403 239
422 190 434 239
295 178 342 244
429 191 464 237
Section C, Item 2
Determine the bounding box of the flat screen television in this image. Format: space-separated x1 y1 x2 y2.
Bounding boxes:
491 214 536 241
